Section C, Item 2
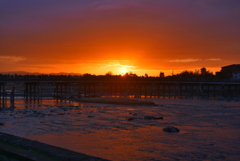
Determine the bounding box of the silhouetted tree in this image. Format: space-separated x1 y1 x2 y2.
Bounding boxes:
105 71 113 76
200 67 213 76
128 72 138 77
159 72 165 78
200 67 207 75
178 70 195 80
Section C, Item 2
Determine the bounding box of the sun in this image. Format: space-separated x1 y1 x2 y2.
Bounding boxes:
120 66 128 76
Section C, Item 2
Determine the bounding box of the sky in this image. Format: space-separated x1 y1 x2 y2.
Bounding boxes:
0 0 240 76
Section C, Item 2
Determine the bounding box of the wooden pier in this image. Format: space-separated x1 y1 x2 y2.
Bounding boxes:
0 82 6 106
0 81 240 107
24 82 41 100
76 81 240 98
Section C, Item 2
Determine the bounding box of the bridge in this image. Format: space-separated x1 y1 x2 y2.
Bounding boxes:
1 80 240 106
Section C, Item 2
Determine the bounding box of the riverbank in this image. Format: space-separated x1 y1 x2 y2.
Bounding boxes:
0 132 109 161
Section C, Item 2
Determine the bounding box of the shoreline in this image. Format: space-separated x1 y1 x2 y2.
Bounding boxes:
0 132 109 161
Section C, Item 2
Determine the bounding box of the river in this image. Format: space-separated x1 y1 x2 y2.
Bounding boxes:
0 97 240 161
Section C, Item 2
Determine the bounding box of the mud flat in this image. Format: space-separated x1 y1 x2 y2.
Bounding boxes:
69 97 156 106
0 132 109 161
0 97 240 160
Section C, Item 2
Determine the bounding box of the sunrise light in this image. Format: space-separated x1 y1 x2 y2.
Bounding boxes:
0 0 239 76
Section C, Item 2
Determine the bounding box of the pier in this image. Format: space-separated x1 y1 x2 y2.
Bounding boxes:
24 82 41 101
0 80 240 106
0 83 6 106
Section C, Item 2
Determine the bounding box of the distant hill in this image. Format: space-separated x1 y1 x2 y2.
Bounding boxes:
0 71 82 76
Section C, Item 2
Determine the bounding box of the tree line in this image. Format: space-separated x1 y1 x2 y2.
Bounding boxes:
0 67 238 82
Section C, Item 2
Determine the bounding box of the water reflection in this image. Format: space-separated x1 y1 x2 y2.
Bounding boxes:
0 97 85 109
0 97 240 161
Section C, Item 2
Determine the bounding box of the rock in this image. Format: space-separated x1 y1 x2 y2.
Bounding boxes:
154 116 163 119
126 117 134 121
144 116 163 120
163 126 180 132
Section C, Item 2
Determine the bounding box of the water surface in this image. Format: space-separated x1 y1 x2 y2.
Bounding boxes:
1 97 240 161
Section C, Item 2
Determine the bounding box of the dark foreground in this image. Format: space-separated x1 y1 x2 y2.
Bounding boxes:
0 132 109 161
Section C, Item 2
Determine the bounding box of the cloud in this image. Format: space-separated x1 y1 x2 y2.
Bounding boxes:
104 60 135 69
105 61 121 67
0 56 25 62
168 58 222 63
168 59 201 63
206 58 221 61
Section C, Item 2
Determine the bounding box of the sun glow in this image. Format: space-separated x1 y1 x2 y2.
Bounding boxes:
104 60 135 76
120 66 128 75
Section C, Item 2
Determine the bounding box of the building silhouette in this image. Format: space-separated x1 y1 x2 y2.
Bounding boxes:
217 64 240 80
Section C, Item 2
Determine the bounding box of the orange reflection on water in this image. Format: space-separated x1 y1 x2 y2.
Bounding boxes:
2 98 240 161
30 126 169 161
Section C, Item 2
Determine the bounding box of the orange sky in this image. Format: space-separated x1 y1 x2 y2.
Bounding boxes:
0 0 240 76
